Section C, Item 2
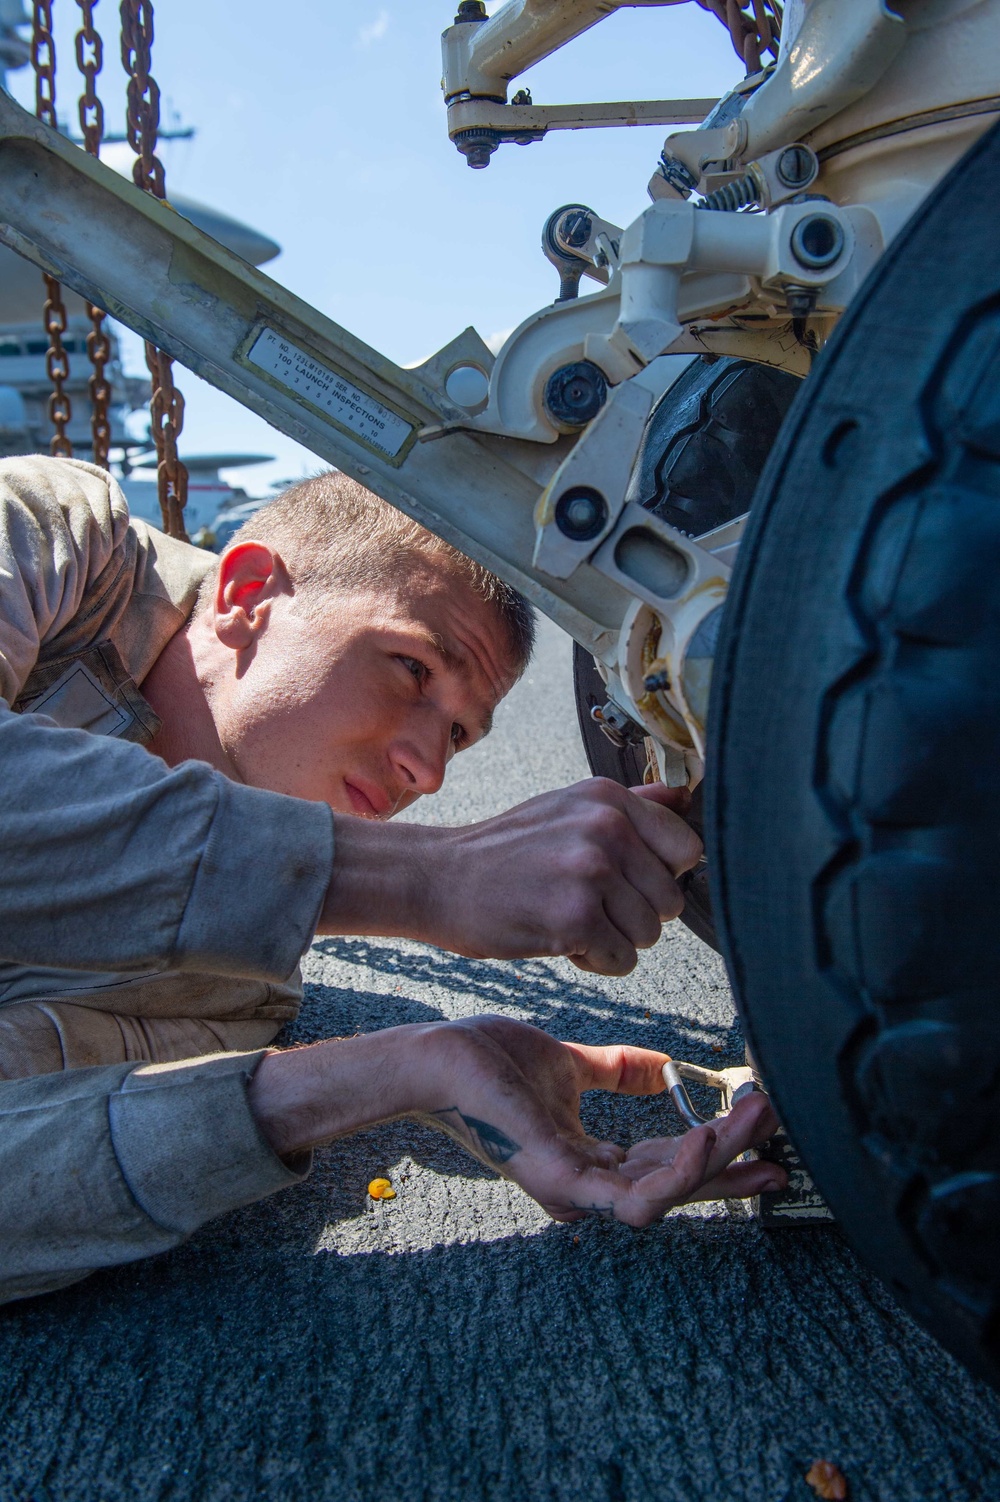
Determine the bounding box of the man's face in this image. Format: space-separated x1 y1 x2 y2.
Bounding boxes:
215 558 518 817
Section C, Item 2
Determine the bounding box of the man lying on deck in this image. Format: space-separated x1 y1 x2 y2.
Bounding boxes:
0 455 784 1302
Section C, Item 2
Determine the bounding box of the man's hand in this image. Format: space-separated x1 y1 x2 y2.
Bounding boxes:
248 1015 787 1225
321 778 702 976
408 1016 785 1223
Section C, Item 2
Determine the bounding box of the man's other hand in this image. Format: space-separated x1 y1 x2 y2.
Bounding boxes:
323 778 702 976
249 1015 787 1224
410 1017 785 1224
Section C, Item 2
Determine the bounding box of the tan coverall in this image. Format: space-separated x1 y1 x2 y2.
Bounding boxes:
0 455 334 1303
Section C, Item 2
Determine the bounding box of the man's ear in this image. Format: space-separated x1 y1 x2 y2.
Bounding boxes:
213 541 289 652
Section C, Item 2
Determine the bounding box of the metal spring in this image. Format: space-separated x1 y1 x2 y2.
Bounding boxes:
698 172 759 212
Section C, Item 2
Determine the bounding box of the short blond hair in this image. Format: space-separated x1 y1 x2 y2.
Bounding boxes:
219 470 535 673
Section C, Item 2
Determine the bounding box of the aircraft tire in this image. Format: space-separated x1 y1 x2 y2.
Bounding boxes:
708 118 1000 1387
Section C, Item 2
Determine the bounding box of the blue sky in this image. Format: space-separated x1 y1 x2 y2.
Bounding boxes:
10 1 742 492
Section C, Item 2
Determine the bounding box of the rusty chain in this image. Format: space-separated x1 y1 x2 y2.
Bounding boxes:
119 0 165 196
75 0 112 468
84 313 113 469
144 345 188 538
697 0 782 75
32 0 74 458
31 0 56 124
42 286 74 457
120 0 189 537
75 0 103 153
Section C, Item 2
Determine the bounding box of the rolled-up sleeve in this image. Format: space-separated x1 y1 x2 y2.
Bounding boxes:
0 1050 310 1304
0 702 333 979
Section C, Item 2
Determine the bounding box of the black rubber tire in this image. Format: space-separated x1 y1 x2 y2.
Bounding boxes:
708 118 1000 1387
573 355 800 949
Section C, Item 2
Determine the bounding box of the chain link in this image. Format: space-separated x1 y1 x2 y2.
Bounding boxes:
42 279 74 455
119 0 165 196
74 0 113 468
120 0 188 537
697 0 782 74
33 1 74 458
31 0 56 126
144 344 188 538
85 308 113 467
75 0 104 153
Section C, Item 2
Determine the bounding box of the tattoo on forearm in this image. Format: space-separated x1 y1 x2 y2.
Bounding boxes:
431 1107 520 1165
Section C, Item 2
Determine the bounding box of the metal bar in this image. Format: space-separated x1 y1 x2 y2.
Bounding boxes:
661 1059 759 1130
0 87 630 657
675 1061 733 1092
662 1061 711 1129
443 0 688 102
446 96 716 140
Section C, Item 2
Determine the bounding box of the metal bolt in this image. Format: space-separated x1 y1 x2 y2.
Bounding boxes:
453 128 500 169
544 361 607 428
775 144 818 191
554 486 608 542
789 213 845 271
559 207 592 250
556 268 583 303
785 285 816 320
542 204 596 299
454 1 487 21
